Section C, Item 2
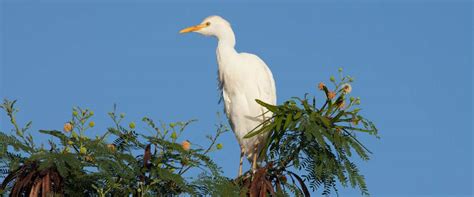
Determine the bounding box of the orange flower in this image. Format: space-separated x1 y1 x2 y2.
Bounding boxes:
342 83 352 94
318 82 325 90
327 91 336 100
85 156 94 162
63 123 73 132
181 140 191 151
107 144 116 152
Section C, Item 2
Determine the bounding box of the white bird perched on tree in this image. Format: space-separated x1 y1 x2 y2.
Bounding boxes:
180 15 277 176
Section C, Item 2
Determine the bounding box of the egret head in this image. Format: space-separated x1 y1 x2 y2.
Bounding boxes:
180 15 232 38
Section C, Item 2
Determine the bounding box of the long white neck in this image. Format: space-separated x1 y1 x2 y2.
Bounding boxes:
215 27 237 89
216 27 236 49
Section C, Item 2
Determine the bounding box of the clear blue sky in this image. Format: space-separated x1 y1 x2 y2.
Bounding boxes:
1 1 472 196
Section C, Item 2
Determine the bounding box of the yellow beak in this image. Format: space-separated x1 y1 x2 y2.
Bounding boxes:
179 23 208 34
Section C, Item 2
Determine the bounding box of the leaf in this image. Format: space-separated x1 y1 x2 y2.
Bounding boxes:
275 116 283 131
244 123 274 139
294 111 302 120
255 99 278 112
38 130 68 142
288 171 310 197
283 113 293 131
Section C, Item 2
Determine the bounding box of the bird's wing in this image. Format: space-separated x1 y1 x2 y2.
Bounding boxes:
240 53 277 117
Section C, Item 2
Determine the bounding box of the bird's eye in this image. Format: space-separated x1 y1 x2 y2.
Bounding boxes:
206 22 211 26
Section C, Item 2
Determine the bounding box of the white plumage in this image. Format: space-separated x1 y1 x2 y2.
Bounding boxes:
180 15 276 175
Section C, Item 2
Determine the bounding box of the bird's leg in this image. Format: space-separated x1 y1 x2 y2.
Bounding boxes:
238 144 244 177
252 142 258 173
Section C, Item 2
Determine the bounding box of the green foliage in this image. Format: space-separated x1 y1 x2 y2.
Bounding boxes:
0 70 379 196
0 100 231 196
245 69 379 196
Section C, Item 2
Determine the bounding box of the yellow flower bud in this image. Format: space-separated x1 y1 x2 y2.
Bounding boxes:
89 121 95 128
129 122 136 129
72 131 79 139
72 111 78 116
216 143 223 150
171 131 177 139
67 141 74 145
169 123 176 128
352 118 360 125
79 146 87 154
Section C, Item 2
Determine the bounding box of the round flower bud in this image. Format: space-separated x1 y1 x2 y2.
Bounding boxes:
88 121 95 128
120 113 125 118
89 111 94 116
67 140 74 145
79 146 87 154
169 123 176 128
171 131 177 139
348 76 354 82
330 76 335 82
129 122 136 129
72 131 79 139
72 111 78 116
216 143 223 150
352 118 360 125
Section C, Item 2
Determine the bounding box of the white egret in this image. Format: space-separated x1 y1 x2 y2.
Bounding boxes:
180 16 277 176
